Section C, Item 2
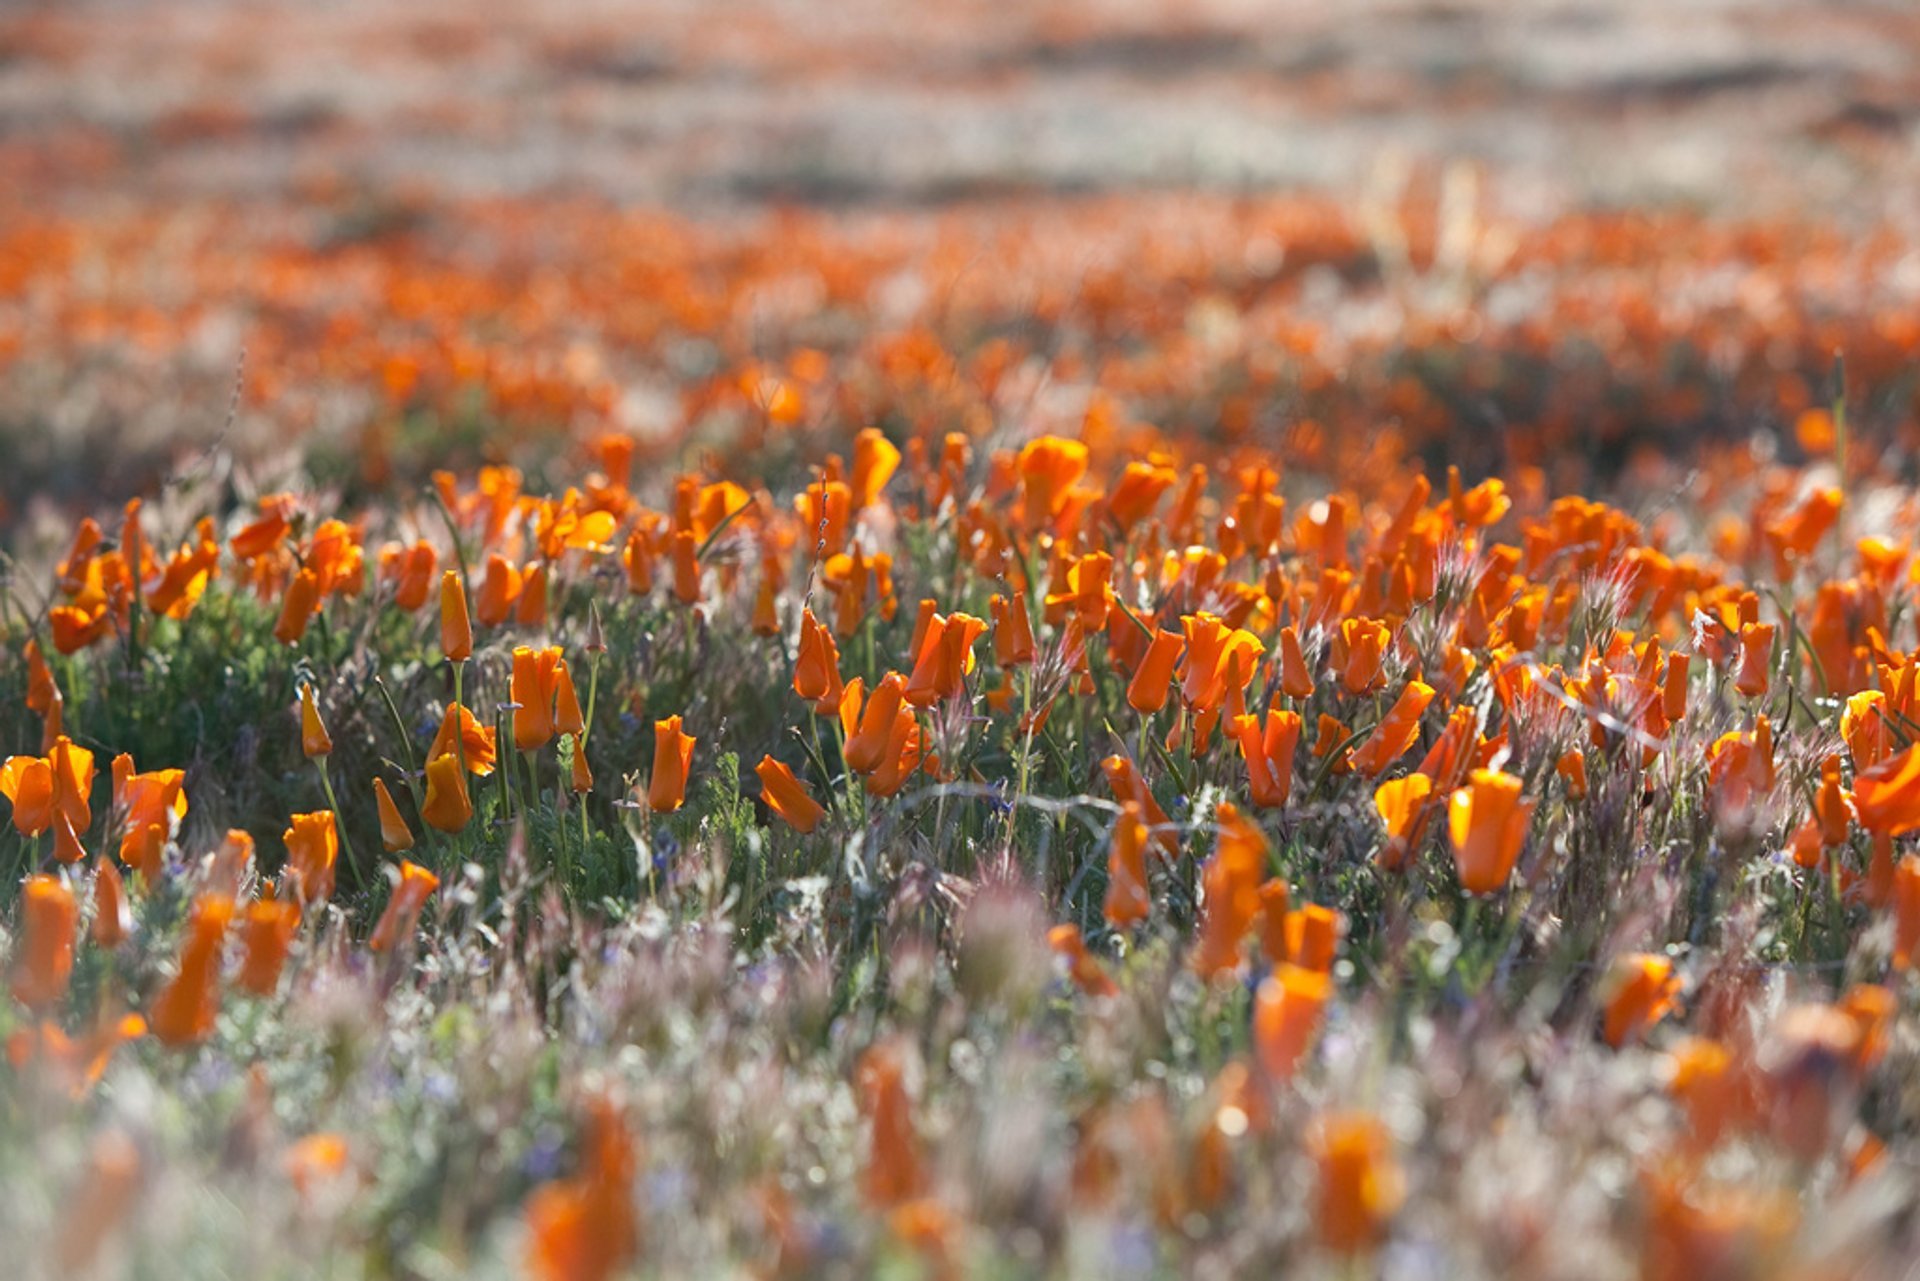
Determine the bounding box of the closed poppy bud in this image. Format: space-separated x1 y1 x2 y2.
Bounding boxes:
237 898 300 996
150 893 233 1045
570 739 594 794
1279 624 1314 699
756 755 826 834
273 568 321 645
10 874 77 1010
439 570 472 661
1310 1113 1403 1253
649 716 695 813
1733 622 1774 698
1286 904 1340 973
476 554 520 627
299 685 332 758
1253 963 1330 1081
1127 629 1183 714
1449 769 1534 895
516 561 549 628
794 608 840 703
421 753 473 833
1348 680 1435 776
1103 802 1151 927
1340 617 1390 694
1235 709 1303 809
1190 803 1268 981
1373 772 1433 872
550 664 583 740
92 856 131 948
989 592 1035 668
373 778 414 853
1602 953 1682 1048
671 529 700 605
283 811 339 903
369 861 440 953
511 645 561 752
751 573 780 636
846 674 908 775
1664 651 1691 723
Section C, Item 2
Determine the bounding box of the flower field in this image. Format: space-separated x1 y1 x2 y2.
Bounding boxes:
7 3 1920 1278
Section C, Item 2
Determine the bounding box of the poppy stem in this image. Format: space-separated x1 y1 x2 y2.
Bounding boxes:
315 756 356 874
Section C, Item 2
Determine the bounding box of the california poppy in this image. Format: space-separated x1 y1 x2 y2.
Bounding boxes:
1234 709 1302 809
1103 802 1151 927
374 778 415 853
1253 963 1330 1081
1347 681 1434 776
283 811 339 902
440 569 472 661
845 674 908 775
92 856 131 949
648 716 695 813
237 898 300 996
149 893 233 1046
10 874 77 1011
431 702 498 775
1309 1113 1403 1254
1852 743 1920 836
1048 924 1118 998
1127 628 1183 714
857 1044 925 1207
524 1096 640 1281
1448 769 1533 894
1373 773 1434 871
755 755 826 834
299 685 332 758
421 752 473 833
1 736 95 838
370 861 440 953
1602 953 1682 1047
1190 803 1267 981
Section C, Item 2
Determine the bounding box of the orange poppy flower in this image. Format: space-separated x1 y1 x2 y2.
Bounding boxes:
10 874 77 1011
431 702 498 776
1253 963 1330 1082
440 570 472 661
1286 904 1340 973
1310 1113 1403 1253
1234 709 1302 809
476 554 522 626
671 529 700 605
1733 622 1775 698
793 607 842 705
1373 773 1434 871
1347 680 1435 776
904 611 986 707
856 1043 926 1208
1048 923 1118 998
374 778 415 853
1893 855 1920 970
1099 755 1175 855
115 763 187 881
989 592 1035 668
845 674 908 774
370 861 441 953
851 427 901 510
1 736 94 838
1339 617 1390 694
1103 802 1151 927
273 568 321 645
237 898 301 996
1278 624 1315 699
150 893 233 1046
512 645 564 752
1602 953 1682 1047
283 811 338 902
524 1096 640 1281
1017 435 1089 528
648 716 695 813
92 856 131 949
1853 743 1920 836
756 756 826 834
299 684 332 758
1448 769 1534 895
421 752 473 833
1127 628 1183 714
1190 802 1267 981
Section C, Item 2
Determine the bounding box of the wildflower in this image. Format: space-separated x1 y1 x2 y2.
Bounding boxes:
512 645 564 752
10 875 77 1011
115 762 188 881
1103 802 1151 927
299 685 332 758
845 674 908 774
1310 1113 1403 1253
1374 773 1433 871
524 1096 640 1281
477 554 521 626
374 779 415 853
1048 924 1118 998
1100 755 1175 854
648 716 694 813
149 894 233 1046
273 568 321 645
440 570 472 661
1234 709 1302 809
1448 769 1533 894
851 427 901 509
1853 743 1920 836
516 561 549 627
1347 680 1435 776
237 898 300 996
421 752 473 833
756 756 826 834
1602 953 1682 1047
1253 964 1330 1081
1017 434 1089 527
1 736 95 838
857 1044 925 1207
370 862 440 953
283 811 338 902
1127 628 1183 714
1339 617 1390 694
904 611 986 707
989 592 1035 667
431 702 498 775
1190 803 1267 981
1732 621 1775 697
793 607 842 705
671 529 699 604
92 857 130 949
1278 624 1314 698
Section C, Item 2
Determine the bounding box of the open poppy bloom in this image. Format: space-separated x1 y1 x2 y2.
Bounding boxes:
755 755 826 834
1853 743 1920 836
431 702 498 776
1347 680 1435 776
845 674 908 775
115 762 188 881
1374 773 1434 871
1448 768 1534 894
648 716 695 813
989 592 1035 667
1 736 95 838
1233 709 1302 809
512 645 564 752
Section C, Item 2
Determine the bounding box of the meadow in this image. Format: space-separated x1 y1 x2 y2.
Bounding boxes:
6 3 1920 1278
